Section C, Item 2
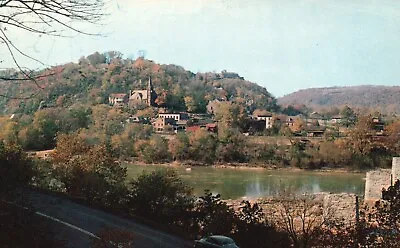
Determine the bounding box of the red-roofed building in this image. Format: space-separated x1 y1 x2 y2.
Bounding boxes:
206 123 218 133
186 126 201 133
186 123 218 133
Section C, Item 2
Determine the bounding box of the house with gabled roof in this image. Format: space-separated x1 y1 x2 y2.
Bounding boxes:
109 93 128 107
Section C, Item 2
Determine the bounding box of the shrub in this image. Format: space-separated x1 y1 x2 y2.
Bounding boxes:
128 169 194 227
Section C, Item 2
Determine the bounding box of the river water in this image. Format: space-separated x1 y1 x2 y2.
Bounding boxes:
126 164 365 200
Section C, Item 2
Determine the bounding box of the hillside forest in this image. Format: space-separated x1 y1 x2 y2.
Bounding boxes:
1 52 400 170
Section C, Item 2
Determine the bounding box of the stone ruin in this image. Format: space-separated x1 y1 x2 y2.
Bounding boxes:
364 157 400 201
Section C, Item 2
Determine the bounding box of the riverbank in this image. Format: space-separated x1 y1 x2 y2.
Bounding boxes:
123 159 367 174
29 149 373 174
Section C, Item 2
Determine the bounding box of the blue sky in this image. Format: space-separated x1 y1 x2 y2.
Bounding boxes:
3 0 400 97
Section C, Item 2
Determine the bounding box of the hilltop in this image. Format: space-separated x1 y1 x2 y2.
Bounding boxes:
0 51 278 115
278 85 400 114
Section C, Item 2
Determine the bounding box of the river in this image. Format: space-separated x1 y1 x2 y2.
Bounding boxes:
126 164 365 200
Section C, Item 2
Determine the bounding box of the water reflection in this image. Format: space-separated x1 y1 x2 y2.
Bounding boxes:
244 176 329 199
245 177 265 198
126 165 365 200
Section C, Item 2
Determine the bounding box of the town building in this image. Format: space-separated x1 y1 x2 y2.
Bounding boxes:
331 115 342 125
206 99 224 115
305 126 326 137
158 112 189 122
109 93 128 107
286 116 296 127
186 123 218 133
152 117 189 133
128 78 157 107
152 117 176 132
255 114 273 129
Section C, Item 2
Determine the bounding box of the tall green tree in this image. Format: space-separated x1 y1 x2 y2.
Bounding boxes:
340 106 357 127
216 128 247 162
128 169 194 226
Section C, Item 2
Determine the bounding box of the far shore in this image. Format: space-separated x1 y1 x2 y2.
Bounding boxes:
30 149 374 174
123 160 367 174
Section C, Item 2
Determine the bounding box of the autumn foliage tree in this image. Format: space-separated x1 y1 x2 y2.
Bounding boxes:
0 117 18 144
214 101 246 131
348 115 376 156
385 120 400 154
134 136 170 163
168 132 190 161
51 133 127 207
291 118 306 133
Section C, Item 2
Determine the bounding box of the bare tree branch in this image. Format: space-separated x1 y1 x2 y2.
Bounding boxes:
0 0 106 96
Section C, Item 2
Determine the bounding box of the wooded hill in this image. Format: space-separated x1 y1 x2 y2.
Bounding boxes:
0 51 278 115
278 85 400 114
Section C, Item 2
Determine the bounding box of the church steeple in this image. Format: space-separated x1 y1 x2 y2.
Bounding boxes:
147 77 152 106
148 77 152 90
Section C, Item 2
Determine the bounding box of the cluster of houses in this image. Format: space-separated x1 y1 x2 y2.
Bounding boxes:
108 78 220 134
124 109 359 137
125 111 218 134
280 112 385 137
124 108 384 138
108 79 385 137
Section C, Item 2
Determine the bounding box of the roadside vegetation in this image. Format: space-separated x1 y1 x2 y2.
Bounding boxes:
0 142 65 247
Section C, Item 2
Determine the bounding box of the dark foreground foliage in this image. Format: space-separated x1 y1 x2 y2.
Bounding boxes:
0 140 64 247
0 201 66 247
3 135 400 247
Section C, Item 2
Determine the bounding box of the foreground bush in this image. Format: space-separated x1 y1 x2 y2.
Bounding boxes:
127 169 194 228
50 133 128 208
0 141 35 193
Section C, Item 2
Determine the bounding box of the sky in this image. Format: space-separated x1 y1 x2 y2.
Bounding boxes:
2 0 400 97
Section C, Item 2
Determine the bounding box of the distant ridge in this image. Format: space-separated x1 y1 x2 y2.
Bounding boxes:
278 85 400 114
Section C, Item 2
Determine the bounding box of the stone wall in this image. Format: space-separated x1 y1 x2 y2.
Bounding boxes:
364 169 391 201
323 193 357 225
227 193 358 226
392 157 400 182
